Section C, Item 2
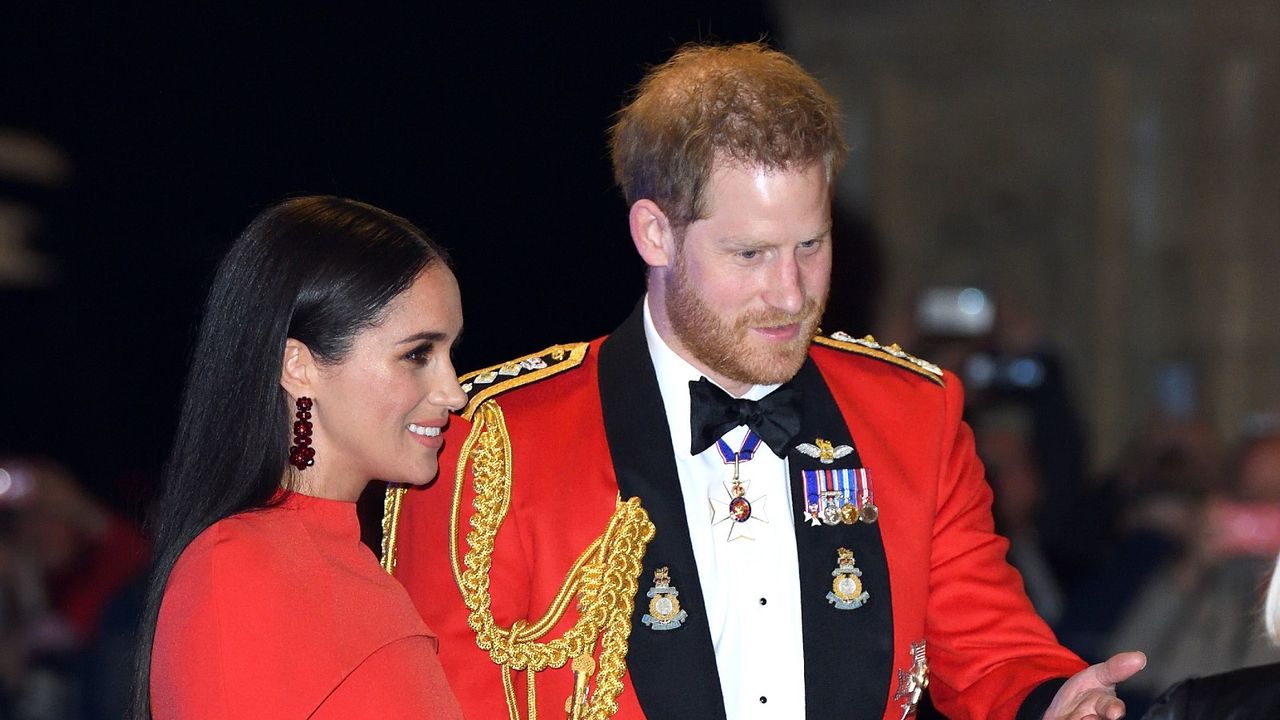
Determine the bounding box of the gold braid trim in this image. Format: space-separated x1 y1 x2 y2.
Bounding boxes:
381 483 407 574
452 401 655 720
813 332 944 385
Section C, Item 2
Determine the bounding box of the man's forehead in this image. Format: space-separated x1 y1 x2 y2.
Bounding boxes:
708 155 825 179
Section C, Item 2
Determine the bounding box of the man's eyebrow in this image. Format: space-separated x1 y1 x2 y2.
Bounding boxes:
715 223 833 247
804 222 834 242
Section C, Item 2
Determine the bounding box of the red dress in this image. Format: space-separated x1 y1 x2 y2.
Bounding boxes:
151 491 462 719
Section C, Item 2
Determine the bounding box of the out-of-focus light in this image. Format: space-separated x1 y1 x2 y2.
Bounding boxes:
0 468 11 497
966 354 997 388
957 287 988 315
1009 358 1045 388
918 286 995 336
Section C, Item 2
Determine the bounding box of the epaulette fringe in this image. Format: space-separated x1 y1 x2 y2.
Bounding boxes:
814 332 944 385
458 342 590 419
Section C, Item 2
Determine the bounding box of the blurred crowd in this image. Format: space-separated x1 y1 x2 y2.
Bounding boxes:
0 460 148 720
905 287 1280 717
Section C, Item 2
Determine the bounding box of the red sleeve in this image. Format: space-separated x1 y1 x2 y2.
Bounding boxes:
313 636 463 719
925 376 1086 719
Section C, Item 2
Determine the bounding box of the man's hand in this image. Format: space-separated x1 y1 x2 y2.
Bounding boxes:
1044 651 1146 720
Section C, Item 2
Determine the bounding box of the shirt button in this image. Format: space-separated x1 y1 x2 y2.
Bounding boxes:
759 597 767 605
759 696 768 704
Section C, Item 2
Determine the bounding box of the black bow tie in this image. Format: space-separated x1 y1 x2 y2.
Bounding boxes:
688 377 803 457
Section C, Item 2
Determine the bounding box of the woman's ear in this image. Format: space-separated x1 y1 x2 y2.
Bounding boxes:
280 338 318 399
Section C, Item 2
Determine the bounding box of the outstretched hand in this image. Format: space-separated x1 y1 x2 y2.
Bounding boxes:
1044 651 1146 720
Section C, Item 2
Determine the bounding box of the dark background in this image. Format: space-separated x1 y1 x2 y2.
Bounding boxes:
1 3 873 513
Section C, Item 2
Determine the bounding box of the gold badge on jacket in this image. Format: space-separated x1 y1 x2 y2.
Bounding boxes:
826 547 870 610
796 438 853 464
641 566 688 631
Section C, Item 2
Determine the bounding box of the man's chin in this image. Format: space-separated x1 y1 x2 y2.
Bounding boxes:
729 343 810 386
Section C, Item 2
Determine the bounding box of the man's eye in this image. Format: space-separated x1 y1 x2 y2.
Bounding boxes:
738 249 760 260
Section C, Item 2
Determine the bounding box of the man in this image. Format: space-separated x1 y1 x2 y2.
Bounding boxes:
389 42 1144 719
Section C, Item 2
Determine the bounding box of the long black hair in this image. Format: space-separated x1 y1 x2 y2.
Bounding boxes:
128 196 449 719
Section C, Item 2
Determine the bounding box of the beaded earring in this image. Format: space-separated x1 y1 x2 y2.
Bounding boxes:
288 396 316 470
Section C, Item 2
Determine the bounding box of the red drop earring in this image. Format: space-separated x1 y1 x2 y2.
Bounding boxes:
288 396 316 470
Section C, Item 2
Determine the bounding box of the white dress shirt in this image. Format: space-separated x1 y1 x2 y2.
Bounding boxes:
643 297 806 719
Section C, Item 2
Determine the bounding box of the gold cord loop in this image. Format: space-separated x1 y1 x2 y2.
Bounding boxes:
451 401 654 719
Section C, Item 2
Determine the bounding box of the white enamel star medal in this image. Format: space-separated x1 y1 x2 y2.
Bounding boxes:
710 477 769 541
709 430 768 541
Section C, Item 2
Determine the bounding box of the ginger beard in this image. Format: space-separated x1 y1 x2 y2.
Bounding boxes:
665 248 826 387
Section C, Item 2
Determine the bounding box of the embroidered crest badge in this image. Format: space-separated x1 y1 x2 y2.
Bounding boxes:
642 566 688 631
827 547 870 610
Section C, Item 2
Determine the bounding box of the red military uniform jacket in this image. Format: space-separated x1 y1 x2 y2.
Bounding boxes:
392 304 1085 719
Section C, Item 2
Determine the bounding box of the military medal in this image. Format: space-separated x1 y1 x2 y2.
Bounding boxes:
826 547 870 610
821 491 842 525
642 566 688 631
853 466 877 524
709 431 768 541
711 476 769 540
802 462 878 526
894 640 930 719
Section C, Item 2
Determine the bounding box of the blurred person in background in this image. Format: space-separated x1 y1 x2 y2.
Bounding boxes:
906 286 1094 613
1141 552 1280 719
0 457 148 720
1056 410 1225 664
971 401 1067 625
1106 421 1280 711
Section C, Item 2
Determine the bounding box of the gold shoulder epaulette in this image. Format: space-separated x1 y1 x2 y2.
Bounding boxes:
458 342 590 420
813 331 944 385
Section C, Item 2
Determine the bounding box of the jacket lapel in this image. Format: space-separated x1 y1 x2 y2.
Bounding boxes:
598 303 727 720
787 358 893 719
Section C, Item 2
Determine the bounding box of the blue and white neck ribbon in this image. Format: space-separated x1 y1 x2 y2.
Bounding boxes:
715 429 763 465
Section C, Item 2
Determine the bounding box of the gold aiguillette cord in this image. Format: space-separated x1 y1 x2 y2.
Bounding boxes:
448 401 654 720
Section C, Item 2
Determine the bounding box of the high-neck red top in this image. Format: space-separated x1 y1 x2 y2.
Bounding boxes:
151 491 462 718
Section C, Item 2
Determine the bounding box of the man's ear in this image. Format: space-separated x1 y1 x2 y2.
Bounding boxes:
629 199 677 269
280 338 318 399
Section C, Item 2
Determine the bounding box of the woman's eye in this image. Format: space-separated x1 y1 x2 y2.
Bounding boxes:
405 344 433 365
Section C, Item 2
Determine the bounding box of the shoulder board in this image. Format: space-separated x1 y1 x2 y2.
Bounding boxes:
458 342 590 420
813 331 944 386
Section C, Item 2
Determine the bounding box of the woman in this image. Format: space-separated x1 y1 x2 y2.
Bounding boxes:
129 196 466 718
1142 551 1280 719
